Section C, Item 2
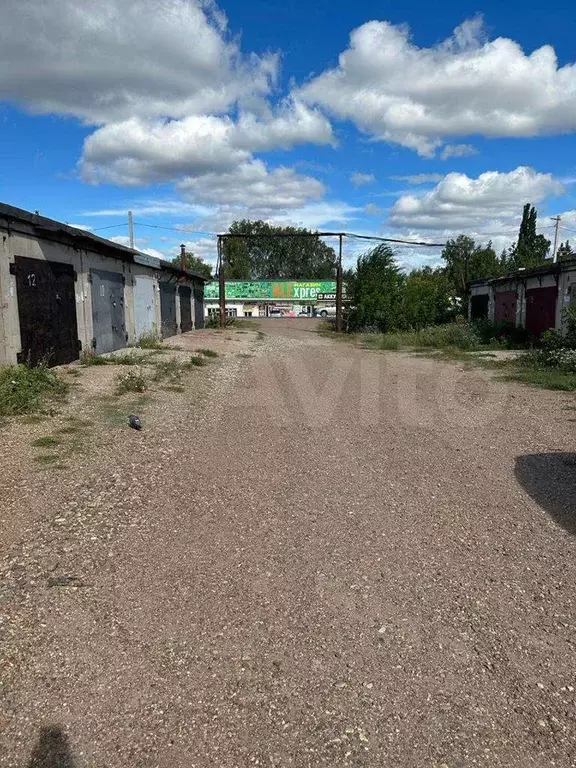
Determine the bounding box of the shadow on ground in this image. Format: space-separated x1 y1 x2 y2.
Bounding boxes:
28 726 75 768
515 453 576 535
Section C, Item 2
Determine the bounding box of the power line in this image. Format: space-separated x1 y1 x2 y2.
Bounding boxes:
134 221 216 237
91 223 128 232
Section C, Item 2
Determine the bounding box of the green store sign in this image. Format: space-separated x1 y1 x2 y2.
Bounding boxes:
204 280 338 301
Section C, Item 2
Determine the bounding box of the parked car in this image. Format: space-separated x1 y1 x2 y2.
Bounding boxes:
314 305 337 318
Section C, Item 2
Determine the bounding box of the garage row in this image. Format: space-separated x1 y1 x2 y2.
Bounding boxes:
0 202 206 367
469 258 576 337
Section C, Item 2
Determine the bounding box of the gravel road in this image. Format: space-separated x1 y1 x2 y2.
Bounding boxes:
2 319 576 767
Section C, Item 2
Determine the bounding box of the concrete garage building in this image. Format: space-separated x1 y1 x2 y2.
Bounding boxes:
0 202 206 366
469 258 576 336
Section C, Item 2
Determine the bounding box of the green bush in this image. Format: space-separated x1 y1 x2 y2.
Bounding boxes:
0 364 69 417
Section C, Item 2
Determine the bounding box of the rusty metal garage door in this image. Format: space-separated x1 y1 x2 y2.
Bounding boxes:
179 286 193 332
91 269 126 354
11 256 80 366
194 285 204 329
160 282 177 338
525 285 558 337
494 290 516 325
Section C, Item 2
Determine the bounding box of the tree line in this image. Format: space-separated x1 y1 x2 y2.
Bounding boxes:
174 204 574 333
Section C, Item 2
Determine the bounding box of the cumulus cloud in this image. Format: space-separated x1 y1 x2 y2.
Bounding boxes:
389 166 564 231
0 0 277 124
350 172 376 187
300 16 576 156
80 102 333 185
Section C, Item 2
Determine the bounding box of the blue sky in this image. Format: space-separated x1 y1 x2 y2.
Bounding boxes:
1 0 576 270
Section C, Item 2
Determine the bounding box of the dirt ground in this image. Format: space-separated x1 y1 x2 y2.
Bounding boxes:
1 318 576 767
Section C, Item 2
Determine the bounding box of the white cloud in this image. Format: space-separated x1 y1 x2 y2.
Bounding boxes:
80 103 333 185
0 0 277 124
300 16 576 156
388 166 563 231
65 223 93 231
390 174 444 184
365 203 383 216
81 201 210 217
179 160 325 212
440 144 478 160
350 172 375 187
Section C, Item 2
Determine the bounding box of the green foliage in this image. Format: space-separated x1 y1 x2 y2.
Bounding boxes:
115 370 147 394
196 348 219 357
348 244 405 332
223 220 337 280
556 241 575 263
152 358 186 382
133 331 163 349
363 323 482 352
0 364 68 417
505 203 551 269
402 267 457 329
171 251 212 279
80 353 108 366
189 355 207 367
30 436 61 447
442 235 502 298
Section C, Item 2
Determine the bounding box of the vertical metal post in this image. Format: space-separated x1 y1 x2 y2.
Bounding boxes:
551 216 561 263
335 233 343 332
128 210 134 249
218 236 226 328
180 243 186 271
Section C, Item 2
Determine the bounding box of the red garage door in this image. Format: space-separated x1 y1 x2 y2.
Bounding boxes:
525 285 558 337
494 290 517 325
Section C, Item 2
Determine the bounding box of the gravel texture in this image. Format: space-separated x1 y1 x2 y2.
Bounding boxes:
1 318 576 767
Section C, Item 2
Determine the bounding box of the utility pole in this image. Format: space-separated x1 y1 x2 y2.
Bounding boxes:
218 236 226 329
551 215 561 263
128 210 134 249
180 243 187 271
335 233 343 333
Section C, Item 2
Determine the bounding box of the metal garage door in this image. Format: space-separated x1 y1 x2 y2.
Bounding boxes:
91 269 126 354
525 285 558 337
494 290 516 325
160 282 177 338
12 256 79 366
194 285 204 329
133 275 156 340
179 286 193 332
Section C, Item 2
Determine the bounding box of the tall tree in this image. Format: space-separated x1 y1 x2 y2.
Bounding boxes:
348 244 405 332
222 220 337 280
171 251 212 279
442 235 502 297
403 267 456 329
556 240 575 263
505 203 551 269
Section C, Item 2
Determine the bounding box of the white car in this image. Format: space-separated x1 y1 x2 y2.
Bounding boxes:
314 305 337 318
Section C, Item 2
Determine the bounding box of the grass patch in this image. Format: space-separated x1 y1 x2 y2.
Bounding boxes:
196 348 219 358
499 367 576 391
111 351 149 365
189 355 207 367
132 331 163 349
31 435 61 448
256 331 266 341
162 385 185 393
0 364 69 418
115 370 147 394
80 353 109 366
